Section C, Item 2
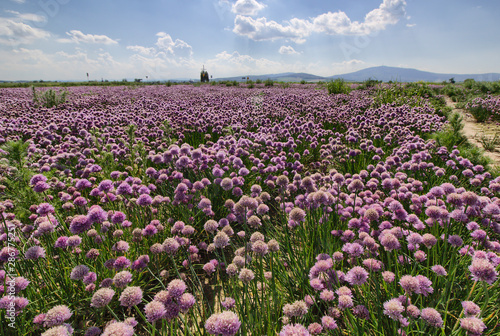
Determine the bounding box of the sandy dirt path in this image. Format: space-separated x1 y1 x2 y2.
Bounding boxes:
444 96 500 167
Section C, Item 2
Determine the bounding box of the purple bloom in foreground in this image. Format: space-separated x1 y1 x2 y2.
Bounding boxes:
469 258 498 284
167 279 187 298
383 299 404 320
41 324 73 336
420 307 443 328
205 311 241 336
280 323 310 336
70 265 89 281
144 300 166 322
460 317 487 335
84 327 102 336
119 286 143 307
43 305 72 328
136 194 153 206
462 301 481 317
215 311 241 336
345 266 369 286
25 246 46 260
69 215 91 234
431 265 448 276
102 322 134 336
90 288 115 308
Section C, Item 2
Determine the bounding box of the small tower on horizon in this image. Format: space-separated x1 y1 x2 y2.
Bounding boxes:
200 65 209 83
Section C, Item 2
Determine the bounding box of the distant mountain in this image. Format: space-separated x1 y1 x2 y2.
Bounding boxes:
328 66 500 82
213 66 500 83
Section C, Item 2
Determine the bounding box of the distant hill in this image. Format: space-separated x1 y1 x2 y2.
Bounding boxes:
214 66 500 83
328 66 500 82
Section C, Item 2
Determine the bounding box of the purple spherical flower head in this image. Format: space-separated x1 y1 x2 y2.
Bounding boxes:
399 275 419 293
144 300 166 322
345 266 369 286
163 237 180 254
221 297 236 310
84 326 102 336
25 245 46 260
167 279 187 297
33 181 50 193
321 315 338 330
214 311 241 336
420 307 443 328
90 288 115 308
415 275 433 296
119 286 143 307
280 323 310 336
87 206 107 224
308 322 323 335
70 265 90 281
30 174 47 186
460 317 487 335
41 325 73 336
289 208 306 222
75 178 92 190
448 235 463 247
102 322 134 336
178 293 196 312
283 300 308 318
111 211 126 224
461 301 481 317
43 305 72 328
33 313 46 325
83 272 97 285
136 194 153 206
113 271 133 288
69 215 91 234
383 298 404 320
469 258 498 284
431 265 447 276
214 231 230 249
205 314 219 335
238 268 255 283
338 295 354 309
36 203 55 216
114 256 131 270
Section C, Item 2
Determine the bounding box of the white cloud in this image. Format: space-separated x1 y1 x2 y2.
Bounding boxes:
231 0 266 16
57 30 118 45
312 11 365 35
279 45 299 55
233 15 311 43
406 23 416 27
155 32 193 59
4 10 46 23
0 17 50 45
206 50 282 77
363 0 407 32
0 46 148 81
124 33 196 79
9 0 26 3
233 0 407 41
126 45 156 57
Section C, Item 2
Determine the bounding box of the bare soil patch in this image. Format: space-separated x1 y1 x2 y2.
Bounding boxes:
444 96 500 167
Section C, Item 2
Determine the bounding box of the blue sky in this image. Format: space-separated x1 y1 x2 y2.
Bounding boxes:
0 0 499 81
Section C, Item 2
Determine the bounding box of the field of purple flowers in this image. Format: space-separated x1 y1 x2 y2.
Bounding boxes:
466 96 500 122
0 83 499 335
